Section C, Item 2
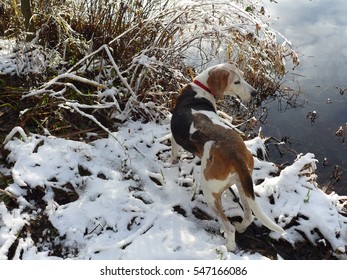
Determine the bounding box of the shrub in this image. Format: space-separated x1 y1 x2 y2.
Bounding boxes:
0 0 299 138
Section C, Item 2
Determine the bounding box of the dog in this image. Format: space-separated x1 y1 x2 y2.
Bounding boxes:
170 62 284 251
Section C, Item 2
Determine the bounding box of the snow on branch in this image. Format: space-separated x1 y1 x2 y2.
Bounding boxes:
3 127 28 144
23 73 106 98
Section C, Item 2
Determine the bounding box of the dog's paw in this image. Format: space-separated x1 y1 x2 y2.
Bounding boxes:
170 157 179 165
226 240 237 252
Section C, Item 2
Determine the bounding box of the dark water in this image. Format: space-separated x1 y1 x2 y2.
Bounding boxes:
262 0 347 194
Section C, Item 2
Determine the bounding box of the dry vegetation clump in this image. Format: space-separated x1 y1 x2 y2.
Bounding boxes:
0 0 299 139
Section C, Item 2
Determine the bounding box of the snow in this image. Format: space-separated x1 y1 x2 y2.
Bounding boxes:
0 39 16 75
0 39 56 77
0 0 346 260
1 118 347 260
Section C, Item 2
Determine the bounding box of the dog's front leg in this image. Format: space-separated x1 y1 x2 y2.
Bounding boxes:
171 136 180 164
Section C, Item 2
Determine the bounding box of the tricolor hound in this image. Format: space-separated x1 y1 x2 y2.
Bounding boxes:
170 62 284 251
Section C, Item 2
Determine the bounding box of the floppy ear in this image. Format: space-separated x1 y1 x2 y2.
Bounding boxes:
206 68 230 99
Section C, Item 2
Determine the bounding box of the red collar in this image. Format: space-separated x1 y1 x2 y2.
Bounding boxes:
193 80 212 95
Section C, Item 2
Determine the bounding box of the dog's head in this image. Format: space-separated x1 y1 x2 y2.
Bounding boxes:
206 62 258 101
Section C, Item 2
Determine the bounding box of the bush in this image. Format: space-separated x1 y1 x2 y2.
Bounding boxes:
0 0 299 138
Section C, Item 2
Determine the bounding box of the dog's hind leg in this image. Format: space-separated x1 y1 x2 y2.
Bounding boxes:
200 140 244 251
232 181 253 233
201 180 237 251
200 155 237 250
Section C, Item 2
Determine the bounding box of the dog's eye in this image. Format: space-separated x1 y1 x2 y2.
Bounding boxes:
234 81 240 85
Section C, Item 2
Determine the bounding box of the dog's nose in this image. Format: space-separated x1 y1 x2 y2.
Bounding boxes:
251 90 258 97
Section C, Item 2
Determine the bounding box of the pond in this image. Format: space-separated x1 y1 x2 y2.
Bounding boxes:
262 0 347 194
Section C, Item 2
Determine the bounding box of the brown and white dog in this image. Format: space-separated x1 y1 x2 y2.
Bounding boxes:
170 62 284 251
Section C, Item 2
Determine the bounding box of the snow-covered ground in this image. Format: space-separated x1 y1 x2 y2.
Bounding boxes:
0 3 346 259
1 117 347 260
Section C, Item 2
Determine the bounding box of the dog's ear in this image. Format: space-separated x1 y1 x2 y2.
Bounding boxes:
206 68 230 99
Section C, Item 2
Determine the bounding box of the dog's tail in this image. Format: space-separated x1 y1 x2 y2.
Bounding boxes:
247 198 285 234
237 162 285 234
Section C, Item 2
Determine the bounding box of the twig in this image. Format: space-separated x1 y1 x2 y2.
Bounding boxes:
0 189 19 200
101 45 136 98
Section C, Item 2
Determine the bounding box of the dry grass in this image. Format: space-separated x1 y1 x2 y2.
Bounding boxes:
0 0 299 139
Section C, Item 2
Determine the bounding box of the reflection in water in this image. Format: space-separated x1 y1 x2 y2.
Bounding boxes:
261 0 347 194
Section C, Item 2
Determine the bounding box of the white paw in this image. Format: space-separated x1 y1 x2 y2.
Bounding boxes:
226 240 237 252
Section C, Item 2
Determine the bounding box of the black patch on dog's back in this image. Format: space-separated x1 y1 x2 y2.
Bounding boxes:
171 85 216 155
173 85 215 112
